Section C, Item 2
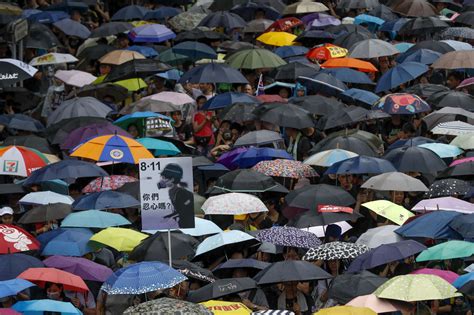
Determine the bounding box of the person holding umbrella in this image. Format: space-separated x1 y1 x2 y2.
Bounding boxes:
286 127 312 161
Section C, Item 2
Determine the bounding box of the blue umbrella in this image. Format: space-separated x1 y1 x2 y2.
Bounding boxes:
127 45 159 58
347 240 426 272
28 10 69 23
0 254 44 280
230 2 280 21
375 62 429 93
61 210 131 228
374 93 431 115
202 92 261 110
354 14 385 32
23 160 108 186
298 73 348 97
111 5 150 21
72 191 140 210
156 69 183 81
42 228 94 257
394 42 415 53
136 138 181 156
173 41 217 61
194 230 259 260
396 48 442 65
179 63 249 84
44 0 88 14
101 261 186 294
388 136 436 150
379 18 410 33
321 68 374 85
13 300 81 315
0 279 36 299
453 272 474 289
274 45 309 59
143 6 182 20
232 147 294 168
340 88 379 107
179 217 223 237
198 11 247 29
395 211 463 240
36 228 68 250
129 24 176 43
22 9 42 18
418 143 464 158
53 18 91 39
325 155 396 175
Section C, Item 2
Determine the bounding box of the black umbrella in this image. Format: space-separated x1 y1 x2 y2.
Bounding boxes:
455 11 474 27
172 260 216 283
337 0 379 9
0 87 42 112
297 73 348 97
116 181 140 199
0 114 45 133
179 63 248 84
328 271 388 304
76 83 129 103
270 61 319 81
294 30 337 46
285 184 356 211
89 21 134 37
192 156 214 168
405 40 455 54
233 130 283 148
18 203 72 224
110 5 150 21
3 135 54 154
0 60 38 88
129 232 198 262
398 17 449 35
72 191 140 210
218 102 258 123
287 208 362 227
332 30 376 49
449 214 474 240
383 146 447 174
427 90 474 111
173 41 217 61
46 116 109 144
230 1 280 21
211 169 288 193
209 0 245 11
254 260 332 285
319 106 370 130
326 24 373 35
254 103 315 129
437 161 474 179
174 28 229 43
188 278 257 302
368 4 398 21
291 95 346 117
219 41 257 53
104 59 170 82
24 22 61 50
311 135 379 157
426 178 471 198
213 258 270 274
0 183 26 195
78 44 116 61
198 11 247 29
404 83 449 98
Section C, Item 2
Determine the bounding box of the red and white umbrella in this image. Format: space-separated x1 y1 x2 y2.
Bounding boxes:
82 175 138 193
0 224 40 254
0 145 48 177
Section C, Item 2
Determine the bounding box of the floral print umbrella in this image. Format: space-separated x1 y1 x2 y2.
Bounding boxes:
303 241 370 261
201 193 268 215
256 226 322 248
123 297 212 315
252 159 318 179
82 175 138 193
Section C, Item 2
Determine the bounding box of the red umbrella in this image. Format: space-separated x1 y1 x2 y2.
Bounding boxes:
82 175 138 193
256 94 287 103
0 224 40 254
265 17 303 32
17 267 89 292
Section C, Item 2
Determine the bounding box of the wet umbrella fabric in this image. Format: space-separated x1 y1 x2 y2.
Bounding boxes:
0 254 44 280
426 179 471 198
72 191 140 210
0 59 38 87
256 226 322 248
328 271 388 304
395 211 463 240
179 63 248 84
383 146 446 174
285 184 356 211
129 232 198 262
187 278 257 303
303 242 369 261
254 260 332 285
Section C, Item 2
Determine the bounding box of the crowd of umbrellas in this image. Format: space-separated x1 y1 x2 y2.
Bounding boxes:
0 0 473 314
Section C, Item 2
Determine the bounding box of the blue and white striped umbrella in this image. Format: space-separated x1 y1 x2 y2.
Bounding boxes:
101 261 186 295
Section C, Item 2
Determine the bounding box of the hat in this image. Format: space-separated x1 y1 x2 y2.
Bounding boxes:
161 163 183 182
326 224 342 239
0 206 13 216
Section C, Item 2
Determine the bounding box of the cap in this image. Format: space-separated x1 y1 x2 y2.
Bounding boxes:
0 206 13 216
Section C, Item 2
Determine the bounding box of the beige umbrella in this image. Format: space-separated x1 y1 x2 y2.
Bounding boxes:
347 294 412 314
99 50 146 65
283 0 329 15
431 50 474 69
391 0 437 17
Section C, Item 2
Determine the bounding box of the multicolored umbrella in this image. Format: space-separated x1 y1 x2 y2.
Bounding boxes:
362 200 414 225
256 226 322 248
0 225 39 254
82 175 137 193
124 298 212 315
70 134 154 164
0 145 48 177
374 93 430 115
265 17 303 32
306 44 348 61
252 159 318 179
202 193 268 215
303 241 369 261
18 267 89 292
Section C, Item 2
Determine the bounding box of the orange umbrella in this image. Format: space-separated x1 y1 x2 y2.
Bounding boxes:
306 44 348 61
321 58 378 73
18 267 89 292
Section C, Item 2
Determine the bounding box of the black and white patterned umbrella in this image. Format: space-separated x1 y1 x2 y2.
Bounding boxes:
0 59 38 87
426 178 470 198
256 226 322 249
303 241 369 261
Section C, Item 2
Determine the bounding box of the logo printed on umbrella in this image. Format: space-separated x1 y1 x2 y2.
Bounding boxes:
0 73 19 80
0 225 33 251
110 149 124 160
218 283 238 292
3 160 18 172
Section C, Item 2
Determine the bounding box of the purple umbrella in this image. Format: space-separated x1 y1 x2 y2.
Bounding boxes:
61 122 132 150
301 13 340 28
128 24 176 43
43 256 113 282
411 197 474 214
217 147 248 170
256 226 322 249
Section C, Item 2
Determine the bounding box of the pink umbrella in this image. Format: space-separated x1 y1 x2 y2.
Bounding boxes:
450 156 474 166
82 175 137 193
411 197 474 214
143 91 195 106
411 268 459 284
346 294 412 313
0 309 21 315
54 70 97 88
458 77 474 89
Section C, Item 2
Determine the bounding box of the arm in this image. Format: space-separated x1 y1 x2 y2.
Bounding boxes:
193 113 208 133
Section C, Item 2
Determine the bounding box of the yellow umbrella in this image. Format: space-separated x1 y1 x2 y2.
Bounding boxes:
93 75 106 85
114 78 148 92
90 227 147 252
130 20 156 27
99 50 146 65
315 306 376 315
362 200 414 225
200 301 251 315
256 32 297 47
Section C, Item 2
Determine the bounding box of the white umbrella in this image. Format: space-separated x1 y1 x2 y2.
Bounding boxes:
431 121 474 136
304 149 358 167
202 193 268 215
302 221 353 238
361 172 428 192
19 191 74 206
29 53 78 66
144 217 223 237
283 0 329 15
356 225 403 248
54 70 97 88
349 39 399 59
451 134 474 150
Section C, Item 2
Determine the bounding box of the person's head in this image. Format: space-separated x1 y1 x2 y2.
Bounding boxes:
196 95 207 109
325 224 342 242
285 127 298 138
127 124 140 138
391 190 405 205
199 83 214 94
230 123 242 141
171 111 183 122
219 120 231 133
378 57 390 71
278 87 290 99
283 247 300 261
256 251 271 262
337 174 353 191
68 184 82 200
0 206 13 225
158 163 184 188
46 283 64 300
116 33 130 49
99 64 111 76
254 8 266 19
327 259 341 275
447 71 463 89
401 122 416 139
242 84 253 95
70 10 81 22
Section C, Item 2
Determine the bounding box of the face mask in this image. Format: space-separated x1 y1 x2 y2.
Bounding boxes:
47 291 60 300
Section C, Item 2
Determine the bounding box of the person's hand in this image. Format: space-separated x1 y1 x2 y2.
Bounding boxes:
241 298 254 310
71 297 81 308
293 302 301 314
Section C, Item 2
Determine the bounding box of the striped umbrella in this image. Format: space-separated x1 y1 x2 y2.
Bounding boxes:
0 146 48 177
432 121 474 136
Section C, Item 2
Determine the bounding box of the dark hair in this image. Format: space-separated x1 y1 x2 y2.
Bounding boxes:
448 71 463 82
196 95 207 104
402 122 416 134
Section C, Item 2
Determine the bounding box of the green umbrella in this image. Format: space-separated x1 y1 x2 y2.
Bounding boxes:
158 48 190 66
416 240 474 262
225 48 286 70
375 274 461 302
136 137 181 156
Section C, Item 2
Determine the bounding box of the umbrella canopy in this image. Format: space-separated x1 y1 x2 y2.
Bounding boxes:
431 121 474 136
362 200 414 225
198 11 247 29
30 53 78 66
321 57 377 72
232 147 293 168
61 122 132 151
426 179 470 198
102 261 186 294
325 156 396 175
18 267 89 292
233 130 283 147
53 18 90 38
375 62 429 93
416 240 474 262
90 21 133 37
202 193 268 215
423 107 474 130
173 41 216 60
0 145 48 177
0 279 35 299
271 61 319 81
399 17 449 35
194 230 259 260
72 191 140 210
285 184 356 211
349 39 398 59
256 226 322 248
391 0 437 17
303 241 369 261
99 50 145 66
211 169 288 193
395 211 462 240
111 5 150 21
124 298 212 315
428 91 474 111
46 97 112 127
384 145 446 174
54 70 96 88
356 225 404 248
347 295 407 315
396 49 442 65
328 271 388 304
12 300 81 315
0 114 45 133
187 277 257 302
266 17 303 32
43 256 113 282
412 197 474 214
256 31 297 47
255 260 332 285
19 191 74 206
253 159 318 179
179 63 248 84
432 50 474 69
0 254 44 280
449 214 474 239
348 240 426 272
18 203 71 224
225 48 286 69
254 103 314 129
61 210 130 228
361 172 428 192
374 274 461 302
203 92 260 111
200 300 251 315
283 1 329 14
243 18 274 33
42 228 93 257
304 149 359 167
0 59 38 87
90 227 148 252
412 268 459 284
128 24 176 43
0 225 39 254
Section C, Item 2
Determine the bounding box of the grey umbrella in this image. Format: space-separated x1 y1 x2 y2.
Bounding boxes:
233 130 283 147
89 22 134 38
47 97 113 127
427 90 474 111
328 271 388 304
254 260 332 285
333 30 376 49
338 0 379 9
361 172 429 191
349 39 399 59
422 107 474 130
